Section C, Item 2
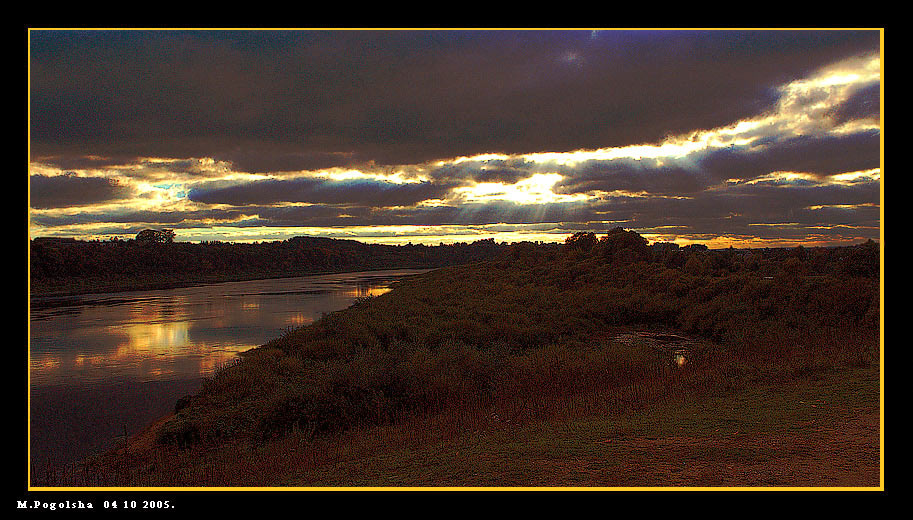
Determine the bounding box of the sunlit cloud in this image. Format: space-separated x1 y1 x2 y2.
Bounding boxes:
28 33 881 247
523 51 880 170
451 173 593 204
806 202 879 211
828 168 881 183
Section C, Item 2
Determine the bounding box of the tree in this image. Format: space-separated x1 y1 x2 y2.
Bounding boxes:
597 227 650 263
564 232 598 252
135 228 175 244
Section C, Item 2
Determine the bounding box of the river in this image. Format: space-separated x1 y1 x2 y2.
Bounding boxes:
28 269 431 474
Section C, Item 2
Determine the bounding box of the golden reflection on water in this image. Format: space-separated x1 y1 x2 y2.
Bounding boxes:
286 313 313 327
673 352 688 367
31 354 62 371
30 271 422 386
198 351 244 374
346 286 392 298
31 318 255 385
117 321 191 351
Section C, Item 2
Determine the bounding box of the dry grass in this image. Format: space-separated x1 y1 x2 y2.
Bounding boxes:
41 235 880 488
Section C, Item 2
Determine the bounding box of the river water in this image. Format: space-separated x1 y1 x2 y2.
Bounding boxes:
29 269 430 473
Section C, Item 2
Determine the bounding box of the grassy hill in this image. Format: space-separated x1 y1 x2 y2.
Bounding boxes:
67 229 880 487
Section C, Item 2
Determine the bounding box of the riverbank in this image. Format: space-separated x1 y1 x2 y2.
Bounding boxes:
73 353 880 487
30 265 437 299
29 268 437 484
29 235 509 298
37 233 881 487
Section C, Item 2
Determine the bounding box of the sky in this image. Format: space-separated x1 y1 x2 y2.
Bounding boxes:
28 29 882 247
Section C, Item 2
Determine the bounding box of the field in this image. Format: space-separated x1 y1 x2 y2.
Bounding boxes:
48 230 881 488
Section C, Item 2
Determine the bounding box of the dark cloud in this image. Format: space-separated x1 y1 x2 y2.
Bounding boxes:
553 159 711 196
195 176 879 231
30 173 133 209
828 83 880 125
30 155 133 170
540 130 879 197
187 177 458 207
585 180 880 237
427 159 538 185
31 30 880 170
210 149 362 174
30 208 246 227
695 130 880 181
155 200 598 229
33 173 879 243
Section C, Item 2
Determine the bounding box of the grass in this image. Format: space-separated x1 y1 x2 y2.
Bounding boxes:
76 346 879 488
275 364 879 487
53 232 880 488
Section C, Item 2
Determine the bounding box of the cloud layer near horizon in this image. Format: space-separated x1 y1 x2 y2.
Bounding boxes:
29 30 882 247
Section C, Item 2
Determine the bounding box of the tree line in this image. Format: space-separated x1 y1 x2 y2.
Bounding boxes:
30 230 510 296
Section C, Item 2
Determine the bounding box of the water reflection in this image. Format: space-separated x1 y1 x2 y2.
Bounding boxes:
673 351 688 367
29 269 427 387
345 285 393 299
29 269 430 470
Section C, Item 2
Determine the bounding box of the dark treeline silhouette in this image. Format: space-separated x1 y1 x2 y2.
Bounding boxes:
563 228 879 280
30 232 512 296
30 227 879 303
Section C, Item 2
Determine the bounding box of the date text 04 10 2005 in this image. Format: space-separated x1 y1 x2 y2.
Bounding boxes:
16 500 174 510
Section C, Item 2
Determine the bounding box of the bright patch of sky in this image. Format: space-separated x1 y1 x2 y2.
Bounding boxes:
452 173 592 204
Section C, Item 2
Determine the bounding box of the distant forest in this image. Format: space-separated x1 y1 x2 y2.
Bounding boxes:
29 228 880 297
29 232 511 296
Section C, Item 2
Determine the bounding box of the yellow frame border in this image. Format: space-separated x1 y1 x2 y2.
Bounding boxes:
25 26 886 493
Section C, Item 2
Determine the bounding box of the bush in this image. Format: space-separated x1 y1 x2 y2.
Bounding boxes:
156 232 879 448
